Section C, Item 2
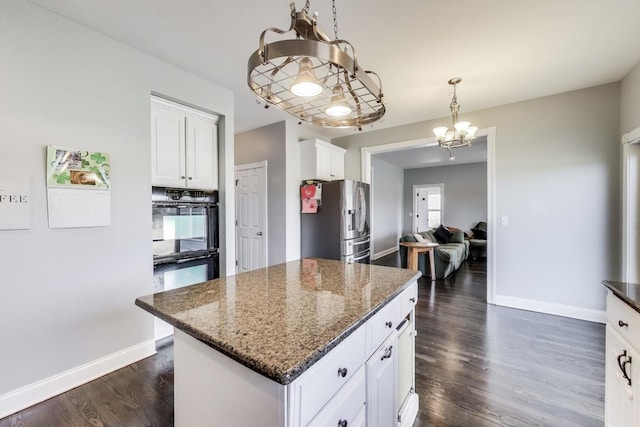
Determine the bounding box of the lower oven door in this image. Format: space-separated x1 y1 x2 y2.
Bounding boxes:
342 249 370 264
153 252 219 293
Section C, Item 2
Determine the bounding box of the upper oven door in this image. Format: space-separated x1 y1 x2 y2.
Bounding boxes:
152 202 218 259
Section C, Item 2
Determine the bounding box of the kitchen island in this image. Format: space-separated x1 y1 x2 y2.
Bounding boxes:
136 258 421 427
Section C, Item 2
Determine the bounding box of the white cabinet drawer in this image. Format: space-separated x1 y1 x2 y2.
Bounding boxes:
366 297 401 356
399 281 418 319
307 366 365 427
607 292 640 350
292 326 366 426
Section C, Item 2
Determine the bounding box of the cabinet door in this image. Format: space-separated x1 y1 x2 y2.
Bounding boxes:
185 115 218 190
605 325 638 427
151 105 186 188
330 147 345 180
366 333 398 427
315 143 333 181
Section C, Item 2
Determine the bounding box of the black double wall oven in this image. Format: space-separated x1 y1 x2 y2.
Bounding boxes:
152 188 219 292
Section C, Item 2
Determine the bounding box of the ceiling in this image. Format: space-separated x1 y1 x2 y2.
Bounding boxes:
27 0 640 139
375 137 487 170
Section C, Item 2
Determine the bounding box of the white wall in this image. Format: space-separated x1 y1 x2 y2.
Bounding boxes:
403 162 487 234
334 83 621 321
621 61 640 135
0 0 234 415
371 156 404 257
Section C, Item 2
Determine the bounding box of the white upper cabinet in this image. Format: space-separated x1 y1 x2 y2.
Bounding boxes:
300 139 346 182
151 96 219 190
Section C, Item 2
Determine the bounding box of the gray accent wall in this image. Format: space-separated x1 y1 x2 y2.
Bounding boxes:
371 156 404 256
404 163 487 234
0 0 235 405
236 122 287 266
622 61 640 134
236 120 328 265
333 83 621 318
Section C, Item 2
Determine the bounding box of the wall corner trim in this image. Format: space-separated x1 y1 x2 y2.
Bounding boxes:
623 126 640 145
493 294 606 324
0 340 156 419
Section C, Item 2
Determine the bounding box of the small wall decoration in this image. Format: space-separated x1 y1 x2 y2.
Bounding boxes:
46 145 111 228
0 176 31 230
301 182 322 214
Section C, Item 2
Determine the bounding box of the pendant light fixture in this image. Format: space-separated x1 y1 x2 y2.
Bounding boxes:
247 1 385 130
433 77 478 151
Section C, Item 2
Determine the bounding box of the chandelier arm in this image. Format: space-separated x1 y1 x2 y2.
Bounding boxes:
258 2 297 63
342 68 362 117
330 39 359 75
365 70 384 99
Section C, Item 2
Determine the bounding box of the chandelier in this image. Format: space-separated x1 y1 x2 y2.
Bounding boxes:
433 77 478 157
247 1 385 130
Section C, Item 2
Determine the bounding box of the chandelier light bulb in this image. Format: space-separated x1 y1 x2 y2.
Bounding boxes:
325 85 352 117
454 121 470 134
290 57 323 97
433 126 448 140
467 126 478 139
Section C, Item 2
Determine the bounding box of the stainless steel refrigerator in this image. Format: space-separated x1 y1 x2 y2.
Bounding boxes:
301 179 371 263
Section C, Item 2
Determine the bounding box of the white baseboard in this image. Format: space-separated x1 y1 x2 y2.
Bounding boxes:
372 246 398 260
494 294 606 324
0 340 156 419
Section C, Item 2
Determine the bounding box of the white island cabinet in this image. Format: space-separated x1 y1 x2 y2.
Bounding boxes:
604 287 640 427
136 259 420 427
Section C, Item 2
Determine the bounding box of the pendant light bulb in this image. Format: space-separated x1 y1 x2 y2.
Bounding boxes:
325 85 352 117
290 57 323 97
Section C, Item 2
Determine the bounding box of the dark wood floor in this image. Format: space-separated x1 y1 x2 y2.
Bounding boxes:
375 252 605 427
1 254 605 427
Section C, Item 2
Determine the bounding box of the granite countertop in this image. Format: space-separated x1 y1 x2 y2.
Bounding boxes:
136 258 421 385
602 280 640 313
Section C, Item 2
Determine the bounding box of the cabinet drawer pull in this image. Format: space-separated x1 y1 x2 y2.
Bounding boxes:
385 321 393 328
381 345 394 361
188 176 193 180
618 350 633 387
619 320 629 328
337 367 348 378
180 176 186 179
338 420 347 427
409 297 416 303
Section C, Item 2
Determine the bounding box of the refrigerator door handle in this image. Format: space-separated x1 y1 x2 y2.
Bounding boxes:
352 251 370 262
358 186 366 234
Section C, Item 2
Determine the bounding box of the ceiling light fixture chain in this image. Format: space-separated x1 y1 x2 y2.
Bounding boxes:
247 1 385 129
433 77 478 154
332 0 338 40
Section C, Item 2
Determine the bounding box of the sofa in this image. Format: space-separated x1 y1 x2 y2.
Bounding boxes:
469 221 487 260
399 226 469 279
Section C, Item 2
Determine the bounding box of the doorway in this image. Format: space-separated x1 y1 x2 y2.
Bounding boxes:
235 161 268 273
623 126 640 282
361 128 496 304
412 184 444 233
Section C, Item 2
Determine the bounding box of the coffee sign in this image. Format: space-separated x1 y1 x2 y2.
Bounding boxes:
0 177 31 230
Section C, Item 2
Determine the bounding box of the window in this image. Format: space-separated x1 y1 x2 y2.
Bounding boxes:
413 184 444 232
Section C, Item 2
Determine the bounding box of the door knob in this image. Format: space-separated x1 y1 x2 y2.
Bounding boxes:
257 232 263 236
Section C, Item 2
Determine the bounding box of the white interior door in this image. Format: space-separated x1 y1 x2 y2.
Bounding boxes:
412 184 443 232
235 162 267 273
623 133 640 282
